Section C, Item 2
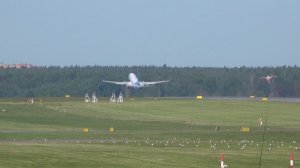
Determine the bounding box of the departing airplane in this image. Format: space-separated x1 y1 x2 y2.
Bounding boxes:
103 73 169 89
259 75 278 84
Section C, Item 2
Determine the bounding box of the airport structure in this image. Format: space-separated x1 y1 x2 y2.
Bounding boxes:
27 97 34 104
91 92 98 103
109 92 124 103
84 92 98 103
117 92 124 103
109 93 116 103
84 93 91 103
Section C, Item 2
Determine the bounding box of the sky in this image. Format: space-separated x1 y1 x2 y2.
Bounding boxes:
0 0 300 67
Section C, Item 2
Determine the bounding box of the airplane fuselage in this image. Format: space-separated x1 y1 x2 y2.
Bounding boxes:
128 73 141 88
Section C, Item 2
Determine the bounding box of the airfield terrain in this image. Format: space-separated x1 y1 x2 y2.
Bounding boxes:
0 98 299 168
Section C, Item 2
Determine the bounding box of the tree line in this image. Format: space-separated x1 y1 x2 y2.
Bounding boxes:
0 65 299 98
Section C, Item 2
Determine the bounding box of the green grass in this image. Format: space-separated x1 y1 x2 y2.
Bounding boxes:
0 98 299 167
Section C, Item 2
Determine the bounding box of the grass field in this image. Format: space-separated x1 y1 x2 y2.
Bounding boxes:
0 97 299 167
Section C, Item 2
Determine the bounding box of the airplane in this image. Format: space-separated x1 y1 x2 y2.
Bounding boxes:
259 75 278 84
102 73 169 89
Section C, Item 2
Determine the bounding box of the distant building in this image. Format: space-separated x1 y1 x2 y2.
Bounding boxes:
0 64 35 69
0 64 9 69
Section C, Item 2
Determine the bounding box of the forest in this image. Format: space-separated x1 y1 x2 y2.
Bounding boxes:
0 65 299 98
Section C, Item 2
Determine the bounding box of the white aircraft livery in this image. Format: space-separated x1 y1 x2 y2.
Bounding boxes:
103 73 169 89
259 75 278 84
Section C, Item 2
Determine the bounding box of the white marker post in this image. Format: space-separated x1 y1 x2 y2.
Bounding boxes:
290 151 294 168
220 154 227 168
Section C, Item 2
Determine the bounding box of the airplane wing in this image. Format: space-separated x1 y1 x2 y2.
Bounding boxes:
102 80 128 85
140 80 169 87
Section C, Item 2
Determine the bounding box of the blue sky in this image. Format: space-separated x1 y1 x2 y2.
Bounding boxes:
1 0 299 67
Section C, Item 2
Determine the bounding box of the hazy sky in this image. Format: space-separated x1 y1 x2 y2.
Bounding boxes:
1 0 299 67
